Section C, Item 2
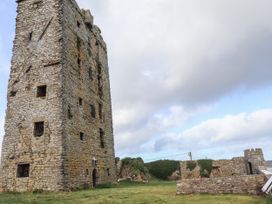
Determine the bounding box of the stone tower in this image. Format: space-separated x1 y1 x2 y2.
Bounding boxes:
244 148 266 175
0 0 116 192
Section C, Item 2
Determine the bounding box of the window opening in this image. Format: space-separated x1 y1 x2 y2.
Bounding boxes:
34 122 44 137
17 164 30 178
37 85 47 97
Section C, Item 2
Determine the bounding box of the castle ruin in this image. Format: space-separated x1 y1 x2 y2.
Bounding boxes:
0 0 116 192
177 148 270 195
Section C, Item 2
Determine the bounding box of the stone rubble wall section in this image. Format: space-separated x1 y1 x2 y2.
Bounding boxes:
180 157 247 179
177 175 267 195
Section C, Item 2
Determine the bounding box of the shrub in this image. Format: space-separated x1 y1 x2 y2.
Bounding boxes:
186 161 197 171
120 157 149 175
145 160 179 180
197 159 213 178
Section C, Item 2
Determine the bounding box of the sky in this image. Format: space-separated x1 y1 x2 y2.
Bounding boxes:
0 0 272 161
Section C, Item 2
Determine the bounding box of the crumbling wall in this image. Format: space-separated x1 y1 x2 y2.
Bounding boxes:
244 148 266 174
180 157 247 179
177 175 267 195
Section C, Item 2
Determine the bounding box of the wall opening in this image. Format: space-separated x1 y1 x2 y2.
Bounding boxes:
68 106 73 119
90 104 96 118
77 21 81 28
89 67 93 80
10 90 17 97
79 97 83 106
93 169 98 187
36 85 47 97
99 128 105 148
34 121 44 137
80 132 84 141
107 168 110 176
29 32 33 41
248 162 253 175
99 103 103 120
17 164 30 178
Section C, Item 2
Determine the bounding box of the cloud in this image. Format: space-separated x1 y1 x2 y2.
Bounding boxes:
75 0 272 156
155 109 272 159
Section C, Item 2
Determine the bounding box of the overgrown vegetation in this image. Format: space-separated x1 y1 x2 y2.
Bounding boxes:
186 161 197 171
120 157 149 176
0 181 268 204
145 160 180 180
267 197 272 204
197 159 213 178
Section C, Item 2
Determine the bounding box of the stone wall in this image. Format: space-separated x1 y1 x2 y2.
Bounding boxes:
180 157 247 179
177 175 267 195
244 148 266 175
1 0 116 192
61 0 116 189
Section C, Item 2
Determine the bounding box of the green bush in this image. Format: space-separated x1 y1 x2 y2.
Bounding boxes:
145 160 179 180
197 159 213 178
121 157 149 175
186 161 197 171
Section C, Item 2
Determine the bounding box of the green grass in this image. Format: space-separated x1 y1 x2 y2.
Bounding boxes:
0 181 271 204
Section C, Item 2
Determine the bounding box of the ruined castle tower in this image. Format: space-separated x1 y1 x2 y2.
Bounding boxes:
244 148 266 175
0 0 116 192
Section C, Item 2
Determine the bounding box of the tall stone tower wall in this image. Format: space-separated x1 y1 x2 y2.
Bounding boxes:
244 148 266 175
61 0 116 189
1 0 116 192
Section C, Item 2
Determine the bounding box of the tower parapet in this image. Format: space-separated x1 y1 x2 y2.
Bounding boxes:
244 148 266 175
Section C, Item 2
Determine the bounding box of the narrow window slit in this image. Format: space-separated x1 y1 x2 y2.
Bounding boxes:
80 132 84 141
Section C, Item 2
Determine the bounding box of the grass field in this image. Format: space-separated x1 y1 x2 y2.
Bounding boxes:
0 181 271 204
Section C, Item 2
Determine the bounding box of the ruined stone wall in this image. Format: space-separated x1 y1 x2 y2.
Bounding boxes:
177 175 267 195
244 148 266 174
180 157 247 179
61 0 116 189
1 0 116 192
211 157 247 177
1 0 65 191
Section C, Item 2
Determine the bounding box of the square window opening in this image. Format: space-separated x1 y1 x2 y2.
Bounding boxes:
37 85 47 97
17 164 30 178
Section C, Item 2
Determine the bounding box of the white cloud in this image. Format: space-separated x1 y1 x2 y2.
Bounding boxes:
1 1 272 159
155 109 272 158
75 0 272 157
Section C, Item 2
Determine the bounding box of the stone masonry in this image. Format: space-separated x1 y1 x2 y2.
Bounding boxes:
0 0 116 192
177 148 268 195
177 175 267 195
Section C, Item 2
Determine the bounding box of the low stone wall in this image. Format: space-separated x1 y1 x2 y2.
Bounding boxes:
177 175 266 195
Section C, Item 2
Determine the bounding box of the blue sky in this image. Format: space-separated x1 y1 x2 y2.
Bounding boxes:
0 0 272 161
